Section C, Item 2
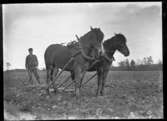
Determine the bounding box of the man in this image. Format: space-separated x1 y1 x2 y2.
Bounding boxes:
25 48 40 85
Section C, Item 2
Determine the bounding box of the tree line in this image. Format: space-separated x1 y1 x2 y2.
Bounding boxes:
111 56 162 71
5 56 162 71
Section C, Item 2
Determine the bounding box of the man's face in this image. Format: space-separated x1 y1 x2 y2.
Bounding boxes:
29 50 33 55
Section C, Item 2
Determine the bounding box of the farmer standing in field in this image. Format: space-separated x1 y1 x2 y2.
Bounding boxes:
25 48 41 85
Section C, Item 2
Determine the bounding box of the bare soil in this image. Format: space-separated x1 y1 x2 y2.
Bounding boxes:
4 70 163 119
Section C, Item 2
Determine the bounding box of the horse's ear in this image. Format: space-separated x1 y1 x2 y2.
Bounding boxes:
90 26 93 30
75 34 80 41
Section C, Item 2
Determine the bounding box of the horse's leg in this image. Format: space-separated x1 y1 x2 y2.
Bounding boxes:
80 71 86 88
71 71 75 80
96 70 103 96
46 68 50 85
46 65 54 87
74 66 82 97
96 75 100 96
46 67 51 95
50 67 54 89
52 67 59 92
71 71 75 90
69 71 75 94
96 72 100 96
46 65 55 96
54 67 59 78
100 69 109 96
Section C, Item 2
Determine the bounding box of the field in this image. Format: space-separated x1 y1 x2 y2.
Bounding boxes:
4 70 163 119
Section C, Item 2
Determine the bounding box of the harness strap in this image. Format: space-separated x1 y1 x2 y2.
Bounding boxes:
71 51 81 57
104 53 115 62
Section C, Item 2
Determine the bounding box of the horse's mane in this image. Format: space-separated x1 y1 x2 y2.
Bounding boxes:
103 33 126 50
67 41 79 49
104 33 126 44
67 28 104 60
79 29 95 42
66 28 102 50
115 33 126 42
79 28 104 44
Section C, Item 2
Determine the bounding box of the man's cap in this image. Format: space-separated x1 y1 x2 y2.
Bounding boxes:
28 48 33 51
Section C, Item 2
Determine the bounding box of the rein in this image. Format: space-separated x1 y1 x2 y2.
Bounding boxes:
103 50 115 62
104 53 115 62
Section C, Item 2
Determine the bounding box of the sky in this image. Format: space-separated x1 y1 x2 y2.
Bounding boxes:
3 2 162 70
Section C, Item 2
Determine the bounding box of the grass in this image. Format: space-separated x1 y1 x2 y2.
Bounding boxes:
4 70 163 119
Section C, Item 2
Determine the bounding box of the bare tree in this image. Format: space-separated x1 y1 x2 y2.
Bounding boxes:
143 57 147 65
130 59 136 69
125 59 130 67
147 56 154 65
6 62 11 70
118 60 126 67
142 56 154 65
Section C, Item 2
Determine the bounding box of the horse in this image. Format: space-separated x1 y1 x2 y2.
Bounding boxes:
87 33 130 96
44 26 104 96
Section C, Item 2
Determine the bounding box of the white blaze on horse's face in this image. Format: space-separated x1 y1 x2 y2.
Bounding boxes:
90 26 104 57
95 44 103 57
101 43 105 55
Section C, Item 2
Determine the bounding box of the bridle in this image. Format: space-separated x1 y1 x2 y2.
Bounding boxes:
74 29 104 62
92 29 116 63
81 29 102 61
94 29 103 51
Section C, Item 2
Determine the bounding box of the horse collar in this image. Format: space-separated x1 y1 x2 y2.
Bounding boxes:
104 53 115 62
104 50 115 62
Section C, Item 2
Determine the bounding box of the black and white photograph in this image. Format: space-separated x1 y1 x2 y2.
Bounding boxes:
3 2 163 119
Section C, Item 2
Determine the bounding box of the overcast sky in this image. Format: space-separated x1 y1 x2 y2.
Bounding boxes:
3 2 162 70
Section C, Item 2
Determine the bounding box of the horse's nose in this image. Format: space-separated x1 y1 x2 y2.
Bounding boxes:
125 49 130 56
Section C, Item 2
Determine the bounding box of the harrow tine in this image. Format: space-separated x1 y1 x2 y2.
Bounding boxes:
62 72 97 91
80 71 86 85
82 73 97 86
56 75 71 89
62 80 74 91
47 57 74 89
62 71 86 91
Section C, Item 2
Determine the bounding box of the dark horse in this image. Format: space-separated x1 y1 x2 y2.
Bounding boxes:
88 33 130 96
44 27 104 96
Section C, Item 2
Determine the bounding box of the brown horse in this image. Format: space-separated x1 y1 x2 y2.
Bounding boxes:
88 33 130 96
44 27 104 96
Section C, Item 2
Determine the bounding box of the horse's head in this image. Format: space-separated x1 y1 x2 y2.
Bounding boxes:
103 33 130 59
113 33 129 56
76 26 104 60
89 26 104 58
